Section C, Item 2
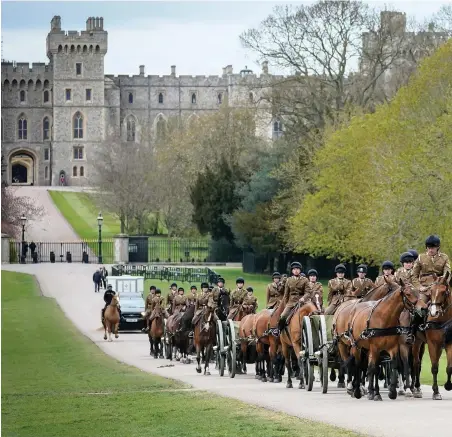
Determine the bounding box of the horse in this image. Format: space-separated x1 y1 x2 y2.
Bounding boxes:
166 304 195 363
333 278 400 393
252 300 286 383
280 300 320 389
238 313 259 375
424 272 452 400
193 306 216 375
149 306 165 359
347 280 419 401
102 295 121 341
216 291 230 322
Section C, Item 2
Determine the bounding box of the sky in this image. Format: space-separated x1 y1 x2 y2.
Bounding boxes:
1 0 449 76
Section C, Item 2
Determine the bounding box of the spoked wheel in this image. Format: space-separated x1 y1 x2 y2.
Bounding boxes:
319 315 329 394
163 319 170 359
302 316 314 391
216 320 225 376
227 319 237 378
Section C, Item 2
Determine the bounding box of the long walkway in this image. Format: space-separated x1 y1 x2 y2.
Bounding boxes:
3 262 451 437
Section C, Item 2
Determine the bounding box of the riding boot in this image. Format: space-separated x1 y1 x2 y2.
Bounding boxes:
278 316 286 332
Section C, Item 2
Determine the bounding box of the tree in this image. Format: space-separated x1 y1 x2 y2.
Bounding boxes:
287 39 452 263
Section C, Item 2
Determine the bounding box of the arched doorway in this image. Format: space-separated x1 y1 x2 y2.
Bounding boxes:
10 151 36 185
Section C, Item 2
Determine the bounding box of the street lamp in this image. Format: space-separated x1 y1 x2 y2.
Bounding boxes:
20 215 27 263
97 212 103 264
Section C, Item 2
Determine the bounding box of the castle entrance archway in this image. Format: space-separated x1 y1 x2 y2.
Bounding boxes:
10 150 36 185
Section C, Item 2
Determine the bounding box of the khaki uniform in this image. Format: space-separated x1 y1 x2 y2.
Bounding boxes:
374 274 396 287
280 275 309 319
306 281 324 308
172 294 187 314
243 294 258 313
412 251 451 301
352 277 375 298
394 268 414 285
166 291 177 314
266 281 284 309
324 278 353 315
212 286 230 314
193 292 215 325
186 291 197 307
228 287 246 318
149 296 166 322
144 293 154 318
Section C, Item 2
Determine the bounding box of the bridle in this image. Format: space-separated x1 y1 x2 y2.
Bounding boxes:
429 284 452 317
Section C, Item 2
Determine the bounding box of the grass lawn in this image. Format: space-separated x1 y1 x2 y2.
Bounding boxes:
2 270 365 437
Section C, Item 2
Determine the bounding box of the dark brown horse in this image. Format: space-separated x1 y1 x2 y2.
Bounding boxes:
166 304 195 363
193 306 216 375
424 272 452 400
348 280 419 400
149 307 165 359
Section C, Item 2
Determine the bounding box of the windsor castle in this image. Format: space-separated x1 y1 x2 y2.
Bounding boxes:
1 13 448 187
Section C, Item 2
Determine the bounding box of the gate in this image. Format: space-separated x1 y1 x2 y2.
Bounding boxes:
128 236 149 263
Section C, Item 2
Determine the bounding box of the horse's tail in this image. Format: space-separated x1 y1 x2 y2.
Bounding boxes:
444 321 452 345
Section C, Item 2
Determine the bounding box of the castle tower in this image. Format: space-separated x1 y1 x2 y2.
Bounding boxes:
46 16 108 185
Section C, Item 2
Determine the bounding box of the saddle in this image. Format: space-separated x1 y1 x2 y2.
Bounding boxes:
285 302 301 325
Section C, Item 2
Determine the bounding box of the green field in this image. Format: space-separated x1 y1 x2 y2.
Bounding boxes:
1 271 364 437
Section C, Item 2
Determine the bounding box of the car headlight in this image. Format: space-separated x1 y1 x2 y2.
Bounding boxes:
141 312 146 317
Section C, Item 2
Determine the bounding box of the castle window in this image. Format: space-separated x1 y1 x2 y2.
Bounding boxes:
58 45 63 53
191 93 197 104
44 80 49 88
80 166 84 177
73 166 78 177
73 112 83 139
73 146 84 160
45 166 49 179
249 92 254 103
18 115 27 140
217 93 222 104
44 148 49 161
43 90 50 103
128 93 133 104
273 120 283 140
158 93 164 104
20 90 26 102
155 115 167 143
43 117 50 140
76 63 82 76
95 45 100 53
66 89 72 101
127 118 136 142
86 89 92 101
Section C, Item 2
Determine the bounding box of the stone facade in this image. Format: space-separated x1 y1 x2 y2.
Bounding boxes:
1 13 448 187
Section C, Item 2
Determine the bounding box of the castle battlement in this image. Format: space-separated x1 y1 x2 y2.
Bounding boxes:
1 61 51 75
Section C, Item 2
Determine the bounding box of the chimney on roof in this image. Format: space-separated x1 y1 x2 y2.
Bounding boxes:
262 60 269 74
226 65 233 75
51 16 61 32
139 65 145 76
171 65 176 76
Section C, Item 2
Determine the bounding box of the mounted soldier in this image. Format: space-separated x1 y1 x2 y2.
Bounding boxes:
187 285 198 307
166 282 178 315
352 264 375 298
212 276 230 321
142 285 157 332
266 272 284 309
374 260 396 287
278 261 309 331
228 277 246 319
324 264 353 315
173 287 187 315
192 283 216 326
243 286 258 314
102 284 121 323
146 289 168 328
395 252 416 284
306 269 324 311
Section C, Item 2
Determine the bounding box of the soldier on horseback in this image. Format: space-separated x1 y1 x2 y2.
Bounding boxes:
187 285 198 307
266 272 284 309
278 261 309 330
212 277 230 320
324 264 353 315
395 252 416 284
352 264 375 298
228 277 246 319
243 286 258 313
166 282 178 315
173 287 187 315
144 289 168 332
407 235 451 344
142 285 157 332
102 284 121 323
192 283 216 326
306 269 324 311
374 260 396 287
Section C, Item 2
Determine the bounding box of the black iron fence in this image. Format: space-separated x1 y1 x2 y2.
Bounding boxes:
9 240 114 264
111 264 221 285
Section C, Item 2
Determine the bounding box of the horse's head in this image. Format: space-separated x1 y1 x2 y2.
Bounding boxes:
429 272 450 318
111 295 120 307
399 278 419 310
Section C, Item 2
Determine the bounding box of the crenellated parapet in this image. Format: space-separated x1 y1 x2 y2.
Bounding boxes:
1 62 53 89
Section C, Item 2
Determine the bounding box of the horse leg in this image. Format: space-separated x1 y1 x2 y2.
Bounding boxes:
195 343 202 373
427 336 443 400
103 320 107 341
374 362 382 401
281 342 292 388
388 348 399 400
411 340 423 397
445 343 452 391
115 322 119 339
204 344 212 375
399 345 410 396
352 349 362 399
148 335 153 356
108 322 112 342
367 349 377 400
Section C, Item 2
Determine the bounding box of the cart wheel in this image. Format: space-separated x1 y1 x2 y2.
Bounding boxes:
227 319 237 378
163 319 170 359
319 315 329 394
302 316 314 391
216 320 225 376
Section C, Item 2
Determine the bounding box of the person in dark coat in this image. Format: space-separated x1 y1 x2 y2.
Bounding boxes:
100 266 108 289
93 269 102 293
102 285 121 321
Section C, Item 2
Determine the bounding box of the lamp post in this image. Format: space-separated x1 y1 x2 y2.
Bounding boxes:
20 214 27 263
97 212 103 264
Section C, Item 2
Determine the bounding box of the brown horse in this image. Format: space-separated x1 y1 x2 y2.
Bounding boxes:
333 278 400 392
238 313 260 375
252 301 286 383
424 272 452 400
193 306 216 375
102 295 120 341
348 280 419 401
149 308 165 359
280 301 319 389
166 304 195 363
229 304 248 322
